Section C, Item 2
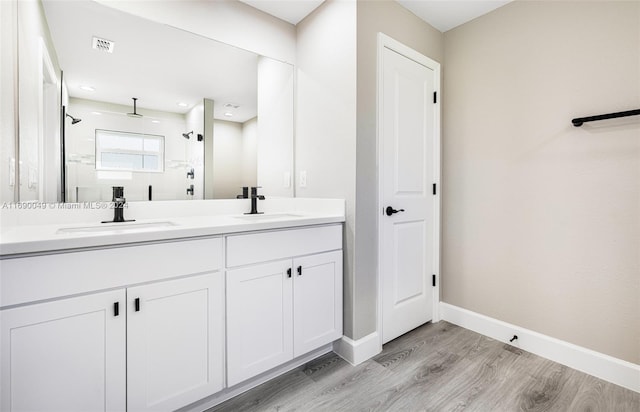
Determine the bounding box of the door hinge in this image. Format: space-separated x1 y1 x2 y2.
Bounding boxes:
432 274 436 287
432 183 437 195
433 91 437 104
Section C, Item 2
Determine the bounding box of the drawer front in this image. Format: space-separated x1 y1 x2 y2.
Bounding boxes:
0 237 223 308
226 224 342 267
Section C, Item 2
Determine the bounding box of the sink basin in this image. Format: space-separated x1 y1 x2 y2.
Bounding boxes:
56 221 177 234
233 213 304 222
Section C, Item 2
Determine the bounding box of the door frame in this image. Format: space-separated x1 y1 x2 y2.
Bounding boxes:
376 33 441 345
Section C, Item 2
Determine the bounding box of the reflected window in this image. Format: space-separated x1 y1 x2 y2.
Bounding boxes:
95 130 164 172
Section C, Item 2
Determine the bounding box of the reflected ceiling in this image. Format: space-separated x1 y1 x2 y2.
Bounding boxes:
43 0 258 121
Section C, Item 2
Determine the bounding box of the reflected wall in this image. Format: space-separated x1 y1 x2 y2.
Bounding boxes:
4 0 295 203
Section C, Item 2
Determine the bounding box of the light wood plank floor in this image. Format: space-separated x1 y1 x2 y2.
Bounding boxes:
209 321 640 411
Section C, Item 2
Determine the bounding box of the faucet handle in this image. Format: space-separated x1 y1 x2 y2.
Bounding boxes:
236 186 249 199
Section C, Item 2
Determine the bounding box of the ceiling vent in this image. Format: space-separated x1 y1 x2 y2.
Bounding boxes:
92 36 115 53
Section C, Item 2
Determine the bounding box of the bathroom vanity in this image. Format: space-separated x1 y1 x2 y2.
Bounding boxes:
0 199 344 412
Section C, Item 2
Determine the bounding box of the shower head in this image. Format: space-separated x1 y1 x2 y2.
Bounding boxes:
127 97 143 118
66 113 81 124
182 131 193 139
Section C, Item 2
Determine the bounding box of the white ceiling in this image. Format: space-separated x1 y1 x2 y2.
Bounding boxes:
240 0 513 32
396 0 513 32
239 0 325 25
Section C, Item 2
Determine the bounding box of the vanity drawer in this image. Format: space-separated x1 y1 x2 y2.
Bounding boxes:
0 237 223 308
226 224 342 267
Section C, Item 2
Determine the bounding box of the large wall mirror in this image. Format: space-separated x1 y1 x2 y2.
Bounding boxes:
13 0 293 203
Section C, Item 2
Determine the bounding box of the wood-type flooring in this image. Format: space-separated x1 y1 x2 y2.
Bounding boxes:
209 321 640 411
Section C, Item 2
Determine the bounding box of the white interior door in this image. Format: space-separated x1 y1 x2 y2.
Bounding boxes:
380 37 440 344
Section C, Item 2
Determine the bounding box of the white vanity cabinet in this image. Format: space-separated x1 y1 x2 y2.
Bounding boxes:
227 259 294 385
0 290 127 412
127 272 224 412
0 219 345 411
226 225 343 386
0 238 225 412
292 251 343 357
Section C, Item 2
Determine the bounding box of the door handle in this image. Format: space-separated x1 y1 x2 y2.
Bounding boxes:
297 266 302 276
134 298 140 312
385 206 405 216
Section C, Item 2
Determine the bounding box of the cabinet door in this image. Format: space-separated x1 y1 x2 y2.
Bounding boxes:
293 251 343 357
227 260 293 386
0 290 126 412
127 272 224 412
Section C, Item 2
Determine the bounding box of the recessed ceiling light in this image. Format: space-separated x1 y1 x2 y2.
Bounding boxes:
224 112 233 117
91 111 102 115
80 85 95 92
177 102 188 107
151 120 160 124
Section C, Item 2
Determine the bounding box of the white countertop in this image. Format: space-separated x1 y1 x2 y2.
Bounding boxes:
0 198 345 257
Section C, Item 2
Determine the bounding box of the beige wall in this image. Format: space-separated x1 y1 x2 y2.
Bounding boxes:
241 117 258 189
443 0 640 363
296 0 357 335
355 0 443 340
213 120 244 199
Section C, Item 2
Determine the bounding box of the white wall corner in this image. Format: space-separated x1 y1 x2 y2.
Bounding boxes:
333 333 382 366
440 302 640 394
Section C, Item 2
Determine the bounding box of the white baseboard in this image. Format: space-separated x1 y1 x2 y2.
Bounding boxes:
440 302 640 393
333 332 382 366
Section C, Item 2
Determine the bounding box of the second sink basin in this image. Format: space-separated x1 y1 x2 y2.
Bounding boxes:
56 221 177 234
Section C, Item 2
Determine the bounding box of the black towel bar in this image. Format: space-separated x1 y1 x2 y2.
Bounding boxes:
572 109 640 127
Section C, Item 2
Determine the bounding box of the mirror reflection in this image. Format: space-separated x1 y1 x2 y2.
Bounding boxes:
15 0 293 203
